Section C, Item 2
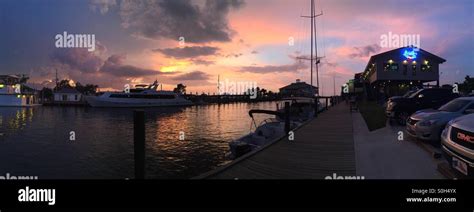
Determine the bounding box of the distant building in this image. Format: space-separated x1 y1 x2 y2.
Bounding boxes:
54 87 83 104
0 74 39 106
279 79 318 97
360 46 446 98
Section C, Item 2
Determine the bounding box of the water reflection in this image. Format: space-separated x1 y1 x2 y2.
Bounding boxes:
0 102 277 179
0 107 34 136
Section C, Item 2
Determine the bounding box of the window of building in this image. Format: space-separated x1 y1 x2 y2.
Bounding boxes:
390 63 399 71
75 95 78 101
421 60 431 72
384 60 398 72
402 60 408 75
412 61 417 76
62 95 68 101
384 63 390 71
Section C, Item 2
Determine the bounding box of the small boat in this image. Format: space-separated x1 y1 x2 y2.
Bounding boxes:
85 81 193 107
227 97 322 159
227 109 299 159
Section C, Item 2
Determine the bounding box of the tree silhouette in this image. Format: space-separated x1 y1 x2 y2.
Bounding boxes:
173 83 186 94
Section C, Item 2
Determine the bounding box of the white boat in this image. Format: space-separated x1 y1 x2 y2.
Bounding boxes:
227 97 321 159
85 81 193 107
0 75 41 107
227 109 300 159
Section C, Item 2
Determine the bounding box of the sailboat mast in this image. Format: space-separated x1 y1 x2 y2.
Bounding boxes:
300 0 322 95
313 0 319 95
310 0 314 87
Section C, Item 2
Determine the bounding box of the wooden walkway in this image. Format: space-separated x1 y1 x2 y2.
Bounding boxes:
204 102 356 179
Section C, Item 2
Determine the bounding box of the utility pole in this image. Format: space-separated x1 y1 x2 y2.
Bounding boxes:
310 0 314 87
217 74 220 95
55 68 59 91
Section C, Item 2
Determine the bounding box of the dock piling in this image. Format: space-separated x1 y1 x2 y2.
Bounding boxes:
134 110 145 179
284 102 290 134
314 96 318 117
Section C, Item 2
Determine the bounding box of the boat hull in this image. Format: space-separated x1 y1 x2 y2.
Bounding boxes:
0 94 41 107
85 96 193 107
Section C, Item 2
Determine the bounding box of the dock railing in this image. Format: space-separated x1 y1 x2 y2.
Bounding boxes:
314 96 342 116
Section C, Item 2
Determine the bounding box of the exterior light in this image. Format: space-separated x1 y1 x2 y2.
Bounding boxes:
0 84 4 88
22 95 26 98
388 59 394 64
424 60 429 65
17 95 21 98
403 60 408 64
412 61 417 64
403 48 419 60
410 82 413 85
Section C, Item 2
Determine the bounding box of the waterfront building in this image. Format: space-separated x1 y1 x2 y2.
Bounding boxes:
0 75 39 106
279 79 318 97
53 87 84 105
360 46 446 99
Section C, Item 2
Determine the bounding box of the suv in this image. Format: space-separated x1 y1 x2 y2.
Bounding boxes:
386 88 459 125
441 114 474 178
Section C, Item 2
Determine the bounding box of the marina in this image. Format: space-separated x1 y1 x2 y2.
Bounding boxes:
200 100 354 179
0 0 471 182
1 0 473 210
0 101 290 179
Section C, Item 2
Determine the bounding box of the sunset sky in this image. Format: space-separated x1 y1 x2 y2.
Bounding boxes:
0 0 473 96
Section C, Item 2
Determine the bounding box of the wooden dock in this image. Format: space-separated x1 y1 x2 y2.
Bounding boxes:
201 102 356 179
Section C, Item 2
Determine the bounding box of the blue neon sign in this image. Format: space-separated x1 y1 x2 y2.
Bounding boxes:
403 48 419 60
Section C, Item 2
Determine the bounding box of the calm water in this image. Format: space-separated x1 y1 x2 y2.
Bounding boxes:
0 102 280 179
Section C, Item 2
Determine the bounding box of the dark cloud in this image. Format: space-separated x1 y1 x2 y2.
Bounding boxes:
50 45 163 79
171 71 210 81
240 61 307 74
50 48 104 73
153 46 219 59
320 61 338 68
251 50 258 54
192 59 215 66
33 46 165 89
225 53 243 58
119 0 244 43
99 54 161 77
348 44 381 58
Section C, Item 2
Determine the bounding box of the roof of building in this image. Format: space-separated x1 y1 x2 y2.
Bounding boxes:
55 87 80 94
370 47 446 63
0 74 28 85
279 81 317 90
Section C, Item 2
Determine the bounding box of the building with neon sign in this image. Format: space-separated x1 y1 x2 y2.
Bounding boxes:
359 46 446 99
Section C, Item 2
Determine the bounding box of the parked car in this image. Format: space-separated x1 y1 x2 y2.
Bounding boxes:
386 88 459 125
441 113 474 178
406 97 474 144
383 89 418 108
